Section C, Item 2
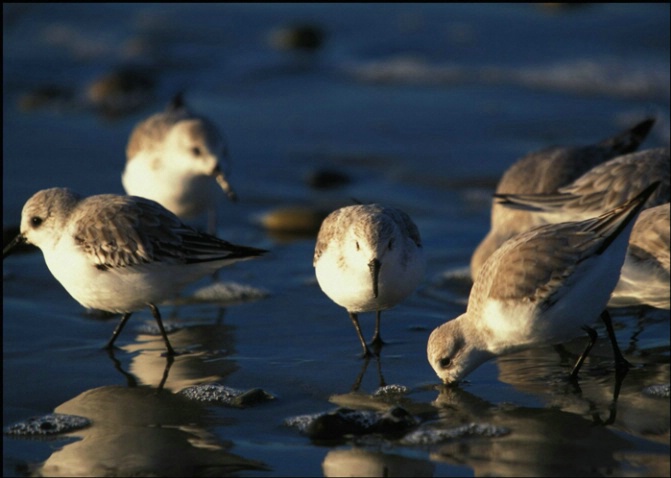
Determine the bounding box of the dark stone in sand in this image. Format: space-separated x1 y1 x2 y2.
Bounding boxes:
269 24 325 51
300 406 418 441
5 413 91 437
179 384 275 408
306 168 351 189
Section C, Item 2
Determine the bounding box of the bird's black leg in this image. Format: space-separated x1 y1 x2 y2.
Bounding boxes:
570 326 597 380
106 312 133 349
149 303 177 356
370 310 385 349
349 312 373 358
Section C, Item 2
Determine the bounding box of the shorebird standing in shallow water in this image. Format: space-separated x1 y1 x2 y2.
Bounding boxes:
314 204 425 357
3 188 266 356
428 183 659 384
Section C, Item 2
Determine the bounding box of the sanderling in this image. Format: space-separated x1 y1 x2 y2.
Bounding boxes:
494 148 669 221
428 182 659 384
122 92 236 231
610 203 670 309
3 188 266 355
494 147 669 309
314 204 425 357
470 118 655 278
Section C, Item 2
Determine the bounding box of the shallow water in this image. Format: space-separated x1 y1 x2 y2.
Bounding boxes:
3 4 670 477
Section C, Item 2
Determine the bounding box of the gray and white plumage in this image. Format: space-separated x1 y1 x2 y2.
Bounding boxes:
470 118 655 278
494 148 669 220
494 148 670 309
122 93 236 224
3 188 266 353
428 183 658 384
314 204 425 356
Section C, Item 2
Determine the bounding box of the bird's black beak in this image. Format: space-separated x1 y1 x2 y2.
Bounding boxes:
368 258 381 298
3 234 26 259
212 164 238 202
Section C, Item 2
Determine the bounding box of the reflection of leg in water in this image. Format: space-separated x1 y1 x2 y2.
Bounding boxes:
553 344 574 367
106 347 139 388
624 314 645 355
351 354 386 392
592 366 629 426
624 305 664 355
214 306 227 325
375 353 386 388
600 310 631 373
156 355 176 394
105 346 176 394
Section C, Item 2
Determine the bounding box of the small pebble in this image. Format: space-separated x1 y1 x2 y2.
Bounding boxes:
179 384 275 408
268 24 325 51
86 67 155 117
260 206 328 235
191 282 270 303
5 413 91 437
306 168 351 190
287 406 418 441
401 422 510 445
642 383 670 399
18 85 74 112
373 384 410 397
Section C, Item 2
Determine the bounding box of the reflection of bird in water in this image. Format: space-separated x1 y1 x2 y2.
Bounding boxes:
429 386 657 477
621 305 670 356
120 321 239 393
494 343 671 445
322 448 434 477
34 385 268 477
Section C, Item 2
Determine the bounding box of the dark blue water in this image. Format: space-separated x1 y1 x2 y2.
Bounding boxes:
3 4 669 477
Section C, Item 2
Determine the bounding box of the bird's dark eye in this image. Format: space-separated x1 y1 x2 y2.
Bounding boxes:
191 146 202 156
31 217 43 228
388 239 393 250
355 241 360 251
439 357 451 369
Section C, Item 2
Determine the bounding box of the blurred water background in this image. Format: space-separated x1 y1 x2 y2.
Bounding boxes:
3 4 670 477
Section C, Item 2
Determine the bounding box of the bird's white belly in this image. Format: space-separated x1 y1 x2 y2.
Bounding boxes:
43 243 188 313
316 248 424 313
482 254 624 355
122 155 215 219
